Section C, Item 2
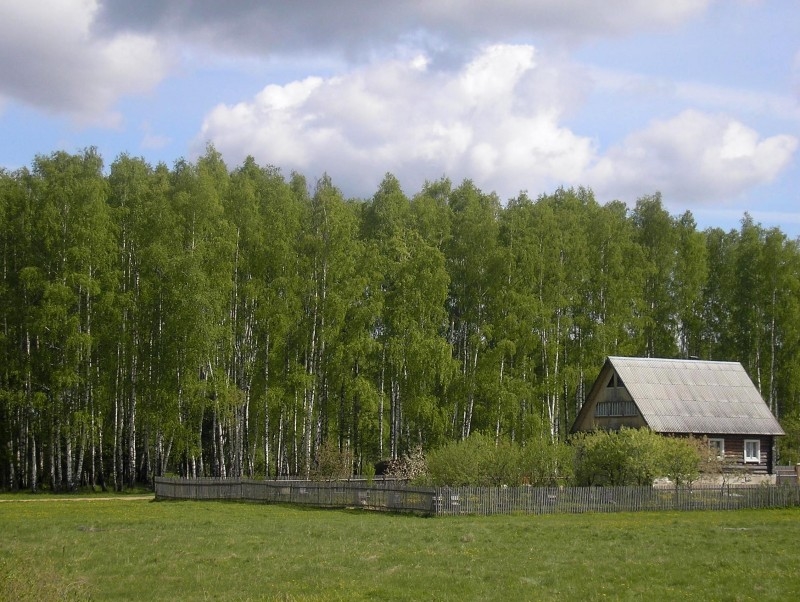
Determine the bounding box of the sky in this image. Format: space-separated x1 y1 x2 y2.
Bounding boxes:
1 1 799 236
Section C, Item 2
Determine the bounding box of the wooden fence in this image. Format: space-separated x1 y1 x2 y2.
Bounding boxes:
154 477 434 514
155 477 800 516
433 484 800 515
775 465 799 485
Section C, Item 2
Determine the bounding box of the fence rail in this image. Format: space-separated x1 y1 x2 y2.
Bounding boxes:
433 484 800 515
775 465 799 485
154 477 434 514
154 477 800 516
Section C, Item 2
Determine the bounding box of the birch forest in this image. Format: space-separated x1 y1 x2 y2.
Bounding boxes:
2 147 800 491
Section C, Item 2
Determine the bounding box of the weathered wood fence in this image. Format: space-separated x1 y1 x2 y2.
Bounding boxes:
775 465 799 485
155 477 800 516
154 477 434 514
433 484 800 515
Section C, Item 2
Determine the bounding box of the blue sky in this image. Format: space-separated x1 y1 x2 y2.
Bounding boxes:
2 1 799 236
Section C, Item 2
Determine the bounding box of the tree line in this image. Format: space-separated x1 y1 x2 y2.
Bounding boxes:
2 147 799 491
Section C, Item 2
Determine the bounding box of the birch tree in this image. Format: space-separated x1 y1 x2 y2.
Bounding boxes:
444 181 502 439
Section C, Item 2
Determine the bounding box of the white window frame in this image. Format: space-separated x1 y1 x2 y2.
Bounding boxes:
744 439 760 463
708 438 725 459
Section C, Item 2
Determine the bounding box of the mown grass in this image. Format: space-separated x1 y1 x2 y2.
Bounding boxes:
1 497 799 601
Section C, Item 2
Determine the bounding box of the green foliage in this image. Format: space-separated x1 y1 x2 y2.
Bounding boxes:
362 460 376 485
2 148 799 489
660 436 702 486
519 437 574 486
778 410 800 465
425 433 513 486
572 428 703 486
424 433 572 487
311 440 354 481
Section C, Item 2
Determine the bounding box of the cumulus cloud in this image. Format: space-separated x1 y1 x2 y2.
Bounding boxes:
587 110 798 203
0 0 167 124
196 44 596 198
197 45 797 205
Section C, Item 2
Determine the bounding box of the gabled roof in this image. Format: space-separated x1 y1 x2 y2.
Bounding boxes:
577 356 784 436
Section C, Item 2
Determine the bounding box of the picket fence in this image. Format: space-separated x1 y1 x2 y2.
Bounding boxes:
154 477 800 516
154 477 434 514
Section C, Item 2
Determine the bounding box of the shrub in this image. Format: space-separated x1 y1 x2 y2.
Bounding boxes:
424 434 571 487
362 461 376 485
660 436 702 486
519 438 574 486
425 434 522 486
311 440 354 481
572 428 706 486
425 434 490 486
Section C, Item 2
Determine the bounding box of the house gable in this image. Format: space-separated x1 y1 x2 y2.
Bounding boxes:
571 359 647 432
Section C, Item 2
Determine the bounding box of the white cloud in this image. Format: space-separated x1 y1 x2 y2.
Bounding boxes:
196 45 798 203
0 0 168 124
198 45 797 206
587 110 798 203
197 44 596 198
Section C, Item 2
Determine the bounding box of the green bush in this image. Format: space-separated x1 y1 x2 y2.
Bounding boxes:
311 440 354 481
572 428 702 486
424 433 571 486
424 434 517 486
423 428 705 488
660 436 701 486
519 438 574 486
362 461 376 485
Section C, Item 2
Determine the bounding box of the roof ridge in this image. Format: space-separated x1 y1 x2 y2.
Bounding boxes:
608 356 740 365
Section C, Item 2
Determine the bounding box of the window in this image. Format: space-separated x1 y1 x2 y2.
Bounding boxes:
595 400 637 417
744 439 760 463
708 438 725 459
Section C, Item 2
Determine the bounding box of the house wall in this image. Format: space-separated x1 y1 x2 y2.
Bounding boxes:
669 433 775 475
719 434 775 474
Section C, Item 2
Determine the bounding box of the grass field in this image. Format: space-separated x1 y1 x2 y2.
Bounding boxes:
1 496 799 601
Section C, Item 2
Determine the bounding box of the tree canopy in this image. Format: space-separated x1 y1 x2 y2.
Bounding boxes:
2 148 799 490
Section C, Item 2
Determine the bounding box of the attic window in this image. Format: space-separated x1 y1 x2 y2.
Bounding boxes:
606 374 624 388
595 400 637 417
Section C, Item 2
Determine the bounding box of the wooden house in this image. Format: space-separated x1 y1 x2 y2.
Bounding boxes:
571 357 785 474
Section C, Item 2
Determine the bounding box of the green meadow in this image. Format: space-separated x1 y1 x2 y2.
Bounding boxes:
1 496 799 601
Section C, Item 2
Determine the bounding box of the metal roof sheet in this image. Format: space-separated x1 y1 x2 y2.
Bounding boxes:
605 356 784 436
